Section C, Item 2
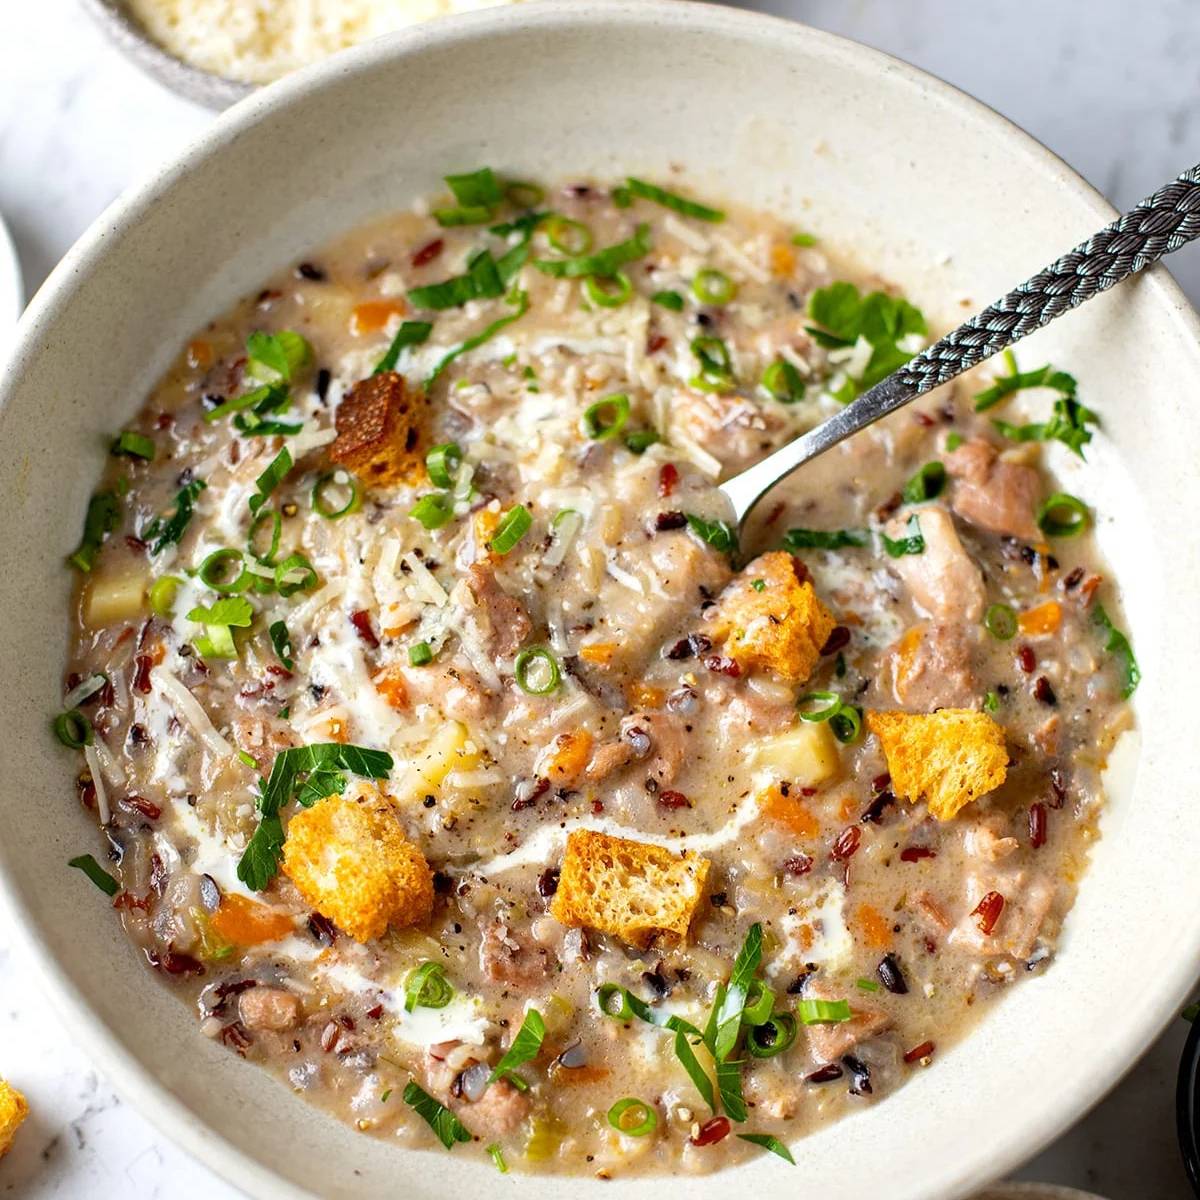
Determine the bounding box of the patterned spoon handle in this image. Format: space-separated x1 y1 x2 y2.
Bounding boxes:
721 163 1200 527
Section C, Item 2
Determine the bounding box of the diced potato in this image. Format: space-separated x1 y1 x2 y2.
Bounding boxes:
84 566 148 626
751 721 841 789
395 721 481 801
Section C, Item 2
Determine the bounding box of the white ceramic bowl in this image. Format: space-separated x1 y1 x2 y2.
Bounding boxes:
3 4 1199 1197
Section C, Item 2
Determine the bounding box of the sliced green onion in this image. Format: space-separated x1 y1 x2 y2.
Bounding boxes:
673 1027 716 1110
514 646 560 695
404 961 455 1012
984 603 1018 641
738 1133 795 1164
111 431 156 460
68 853 119 896
247 509 282 565
692 268 736 305
142 479 206 556
582 393 631 440
199 548 251 594
1037 492 1089 538
684 513 737 554
486 1142 509 1173
533 224 651 280
750 578 766 592
597 983 636 1021
426 443 463 489
269 619 294 670
607 1098 657 1137
584 271 633 308
901 461 946 504
797 691 841 722
373 320 432 375
273 552 318 597
311 470 362 520
741 981 774 1026
1094 604 1140 699
445 166 503 207
410 492 455 531
829 704 862 745
625 429 660 454
880 514 925 557
745 1011 798 1059
245 330 311 383
53 708 94 749
624 177 725 222
791 231 817 247
545 215 593 255
426 288 529 384
760 359 806 404
506 181 544 208
652 289 684 311
796 998 851 1025
689 335 734 392
409 641 434 667
856 977 881 993
489 504 532 555
435 204 494 227
148 576 181 617
249 447 292 517
946 432 963 451
69 492 120 572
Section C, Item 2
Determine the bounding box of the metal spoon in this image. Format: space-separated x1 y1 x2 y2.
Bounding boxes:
720 163 1200 529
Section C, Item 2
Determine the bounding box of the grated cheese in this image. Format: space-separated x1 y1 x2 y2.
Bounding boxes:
151 667 235 761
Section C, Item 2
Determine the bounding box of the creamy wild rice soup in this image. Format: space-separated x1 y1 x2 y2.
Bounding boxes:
59 172 1138 1176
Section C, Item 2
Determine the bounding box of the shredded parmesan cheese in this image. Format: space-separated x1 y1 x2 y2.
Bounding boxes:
151 667 235 760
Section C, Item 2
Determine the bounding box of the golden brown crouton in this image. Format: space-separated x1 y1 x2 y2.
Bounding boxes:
282 788 433 942
706 551 835 683
0 1078 28 1158
550 830 709 948
866 708 1008 821
330 371 427 486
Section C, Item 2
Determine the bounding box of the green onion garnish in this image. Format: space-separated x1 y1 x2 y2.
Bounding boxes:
446 167 503 208
111 431 156 461
625 429 660 454
68 853 119 896
249 447 292 518
738 1133 795 1164
247 509 282 565
311 470 362 520
273 552 318 597
487 1008 545 1088
607 1097 657 1137
505 181 544 208
404 961 455 1013
740 981 775 1026
408 640 433 667
946 432 963 451
760 359 806 405
427 289 529 384
856 978 881 993
983 690 1001 713
783 527 865 551
796 998 852 1025
545 214 592 255
410 492 455 531
684 513 737 554
486 1142 509 1172
533 224 651 279
689 335 734 392
582 393 631 440
830 704 863 744
624 177 725 222
584 271 633 308
426 443 463 489
269 619 294 670
434 204 493 227
692 268 736 306
489 504 532 555
791 231 817 247
652 289 684 311
797 691 841 722
881 514 925 557
53 708 94 749
991 394 1099 459
142 479 206 556
983 603 1017 641
148 576 181 617
246 330 311 383
409 249 510 311
901 461 946 504
69 492 120 572
1094 604 1140 698
745 1011 797 1059
199 548 251 594
1036 492 1089 537
373 320 432 375
974 348 1078 413
403 1081 472 1150
514 646 560 695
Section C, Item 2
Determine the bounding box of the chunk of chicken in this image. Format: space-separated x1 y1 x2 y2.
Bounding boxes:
461 1077 531 1138
887 507 985 623
883 621 978 709
949 870 1057 960
669 390 788 475
585 711 689 786
803 980 891 1062
461 563 532 661
945 439 1041 542
386 660 493 723
238 986 304 1032
480 921 552 986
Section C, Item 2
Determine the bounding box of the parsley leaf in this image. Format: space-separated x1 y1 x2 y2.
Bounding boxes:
685 514 738 555
881 514 925 557
403 1081 472 1149
992 395 1099 459
738 1133 795 1164
245 330 311 383
142 479 206 555
783 527 866 551
187 597 253 627
487 1008 545 1088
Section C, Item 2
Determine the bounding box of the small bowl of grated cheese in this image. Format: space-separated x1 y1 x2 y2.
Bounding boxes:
82 0 529 109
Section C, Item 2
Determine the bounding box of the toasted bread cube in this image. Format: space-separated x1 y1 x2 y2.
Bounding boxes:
706 551 835 683
751 721 841 789
866 708 1008 821
550 830 709 948
330 370 427 487
0 1078 28 1158
282 788 433 942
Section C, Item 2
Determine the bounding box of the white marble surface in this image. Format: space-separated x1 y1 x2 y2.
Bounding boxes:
1 1 1198 1196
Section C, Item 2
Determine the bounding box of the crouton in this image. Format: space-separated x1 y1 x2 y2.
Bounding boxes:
550 830 709 948
706 551 835 683
866 708 1008 821
282 787 433 942
330 370 427 487
0 1078 28 1158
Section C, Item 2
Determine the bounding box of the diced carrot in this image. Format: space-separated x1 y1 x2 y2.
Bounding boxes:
187 338 214 370
351 299 407 335
769 243 796 278
579 642 618 665
838 795 857 821
541 731 593 784
1018 601 1062 637
473 507 501 561
856 903 893 950
373 666 409 710
626 682 665 710
796 923 815 951
840 611 864 627
210 894 295 946
758 785 819 838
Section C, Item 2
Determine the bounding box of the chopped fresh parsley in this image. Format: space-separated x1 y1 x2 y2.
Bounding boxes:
187 596 253 661
142 479 206 555
738 1133 796 1164
991 394 1099 459
684 513 738 555
974 349 1078 413
881 514 925 557
900 461 947 504
245 330 311 384
403 1081 472 1150
783 527 865 551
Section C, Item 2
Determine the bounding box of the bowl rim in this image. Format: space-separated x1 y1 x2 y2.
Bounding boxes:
5 3 1200 1196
